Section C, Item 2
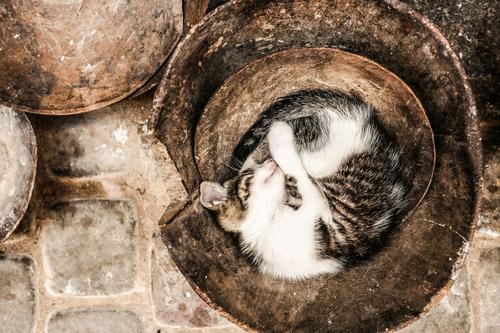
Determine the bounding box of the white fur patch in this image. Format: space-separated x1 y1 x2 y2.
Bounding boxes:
301 105 374 178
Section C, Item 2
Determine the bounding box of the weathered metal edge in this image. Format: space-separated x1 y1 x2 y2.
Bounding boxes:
0 111 37 245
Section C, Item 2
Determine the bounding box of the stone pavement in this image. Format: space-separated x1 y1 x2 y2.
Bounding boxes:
0 93 243 333
0 87 497 332
1 0 498 331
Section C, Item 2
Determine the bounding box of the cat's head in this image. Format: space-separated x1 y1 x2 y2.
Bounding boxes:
200 159 285 232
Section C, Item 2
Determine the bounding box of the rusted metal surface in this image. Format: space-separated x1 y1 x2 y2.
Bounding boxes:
0 0 182 115
184 0 210 30
207 0 230 13
0 107 37 244
153 0 482 332
131 0 212 98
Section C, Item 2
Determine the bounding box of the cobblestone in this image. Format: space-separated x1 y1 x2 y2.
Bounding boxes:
42 200 137 296
0 256 35 333
35 111 143 177
478 246 500 333
47 310 142 333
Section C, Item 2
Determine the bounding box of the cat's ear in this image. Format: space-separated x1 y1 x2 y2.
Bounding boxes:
200 181 227 210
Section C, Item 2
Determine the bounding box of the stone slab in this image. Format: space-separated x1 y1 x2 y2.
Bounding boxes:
478 246 500 333
33 111 143 177
0 256 35 333
47 310 142 333
43 200 137 295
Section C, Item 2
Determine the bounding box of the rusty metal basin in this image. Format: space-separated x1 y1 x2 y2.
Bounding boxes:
0 106 37 244
152 0 482 332
0 0 182 115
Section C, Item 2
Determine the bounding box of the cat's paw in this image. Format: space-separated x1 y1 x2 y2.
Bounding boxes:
268 122 303 174
268 121 295 153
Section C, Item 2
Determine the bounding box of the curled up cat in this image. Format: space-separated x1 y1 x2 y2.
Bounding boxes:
200 89 409 280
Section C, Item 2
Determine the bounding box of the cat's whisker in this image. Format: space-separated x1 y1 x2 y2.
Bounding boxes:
233 156 244 165
222 159 243 173
229 156 244 169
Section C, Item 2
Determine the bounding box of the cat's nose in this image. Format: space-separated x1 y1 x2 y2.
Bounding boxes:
265 159 277 168
264 159 281 175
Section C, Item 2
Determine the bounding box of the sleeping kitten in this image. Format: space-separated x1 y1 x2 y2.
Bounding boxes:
200 89 409 280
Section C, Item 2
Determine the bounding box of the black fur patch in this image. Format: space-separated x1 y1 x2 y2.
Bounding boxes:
284 175 302 210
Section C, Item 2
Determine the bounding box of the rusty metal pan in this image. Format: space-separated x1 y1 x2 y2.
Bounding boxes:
0 0 182 115
152 0 482 332
0 106 37 244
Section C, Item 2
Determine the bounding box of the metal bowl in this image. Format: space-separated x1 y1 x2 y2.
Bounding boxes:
0 0 182 115
0 106 37 244
153 0 481 332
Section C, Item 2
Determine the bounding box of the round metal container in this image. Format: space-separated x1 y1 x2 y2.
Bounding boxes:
153 0 482 332
0 106 37 244
0 0 182 115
